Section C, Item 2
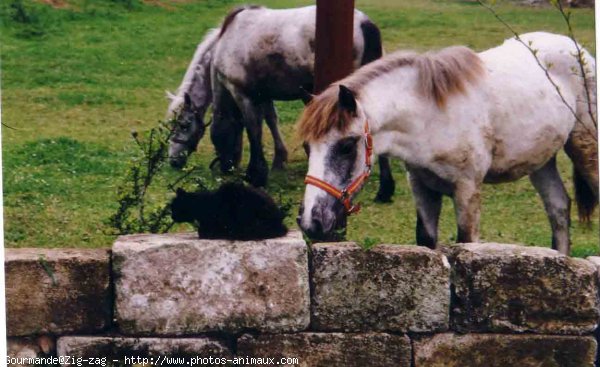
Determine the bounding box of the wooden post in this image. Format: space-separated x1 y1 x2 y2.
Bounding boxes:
314 0 355 94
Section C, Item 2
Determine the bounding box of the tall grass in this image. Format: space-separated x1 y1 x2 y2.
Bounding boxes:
1 0 597 256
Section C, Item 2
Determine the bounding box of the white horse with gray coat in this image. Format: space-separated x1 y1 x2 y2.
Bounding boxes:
297 32 597 255
167 5 395 201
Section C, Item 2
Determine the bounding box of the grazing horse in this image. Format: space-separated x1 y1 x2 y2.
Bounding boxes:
296 32 598 255
166 5 395 201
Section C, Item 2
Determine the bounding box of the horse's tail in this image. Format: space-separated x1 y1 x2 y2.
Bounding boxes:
566 123 598 223
166 27 220 118
359 18 382 65
565 48 598 223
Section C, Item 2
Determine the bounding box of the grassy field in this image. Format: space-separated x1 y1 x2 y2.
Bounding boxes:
1 0 597 256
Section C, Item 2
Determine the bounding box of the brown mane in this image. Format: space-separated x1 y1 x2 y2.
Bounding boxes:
296 88 353 143
297 46 484 142
417 46 484 108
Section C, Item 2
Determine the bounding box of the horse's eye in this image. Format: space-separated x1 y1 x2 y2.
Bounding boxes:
335 136 359 156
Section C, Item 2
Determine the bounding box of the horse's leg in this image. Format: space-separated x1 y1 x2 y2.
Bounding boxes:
211 83 244 173
232 126 243 168
452 180 482 243
409 173 442 249
232 91 268 187
374 156 395 203
263 101 288 171
529 157 571 255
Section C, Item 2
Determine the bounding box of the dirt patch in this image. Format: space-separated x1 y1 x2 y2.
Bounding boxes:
142 0 192 9
37 0 69 8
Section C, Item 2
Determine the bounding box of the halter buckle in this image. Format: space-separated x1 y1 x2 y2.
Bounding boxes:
347 203 361 214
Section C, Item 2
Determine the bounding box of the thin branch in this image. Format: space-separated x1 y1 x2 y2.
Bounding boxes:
1 122 18 130
552 0 597 127
477 0 597 140
167 164 203 192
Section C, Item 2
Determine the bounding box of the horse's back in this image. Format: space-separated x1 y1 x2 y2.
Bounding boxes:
482 32 591 90
212 5 371 100
480 32 587 182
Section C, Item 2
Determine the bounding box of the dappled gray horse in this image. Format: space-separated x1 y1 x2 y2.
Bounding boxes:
167 5 395 200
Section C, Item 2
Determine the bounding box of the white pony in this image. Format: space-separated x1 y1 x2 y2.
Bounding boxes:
297 32 597 255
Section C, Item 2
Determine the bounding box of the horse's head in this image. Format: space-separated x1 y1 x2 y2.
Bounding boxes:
297 85 373 242
168 93 210 169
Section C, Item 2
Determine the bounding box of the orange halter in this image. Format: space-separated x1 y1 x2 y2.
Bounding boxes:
304 120 373 215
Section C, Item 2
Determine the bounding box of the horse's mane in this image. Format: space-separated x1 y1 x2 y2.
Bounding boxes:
166 28 220 117
219 5 264 38
417 46 484 108
297 46 484 142
167 5 266 117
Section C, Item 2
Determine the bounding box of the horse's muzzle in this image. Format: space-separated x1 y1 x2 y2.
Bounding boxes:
297 200 347 242
169 156 187 169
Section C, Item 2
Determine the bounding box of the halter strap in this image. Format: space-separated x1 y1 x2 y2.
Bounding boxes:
170 137 191 145
304 120 373 215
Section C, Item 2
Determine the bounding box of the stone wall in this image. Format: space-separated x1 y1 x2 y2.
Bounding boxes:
5 231 600 366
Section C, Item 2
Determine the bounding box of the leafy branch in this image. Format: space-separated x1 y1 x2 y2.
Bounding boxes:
105 120 176 235
106 118 214 235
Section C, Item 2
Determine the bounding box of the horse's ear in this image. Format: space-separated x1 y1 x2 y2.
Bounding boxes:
176 187 186 196
299 86 314 105
302 142 310 157
338 85 357 114
184 92 192 107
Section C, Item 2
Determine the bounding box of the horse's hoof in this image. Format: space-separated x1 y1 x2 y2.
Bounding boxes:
374 195 393 203
374 190 394 203
271 160 286 171
245 174 268 187
245 169 268 187
374 180 395 203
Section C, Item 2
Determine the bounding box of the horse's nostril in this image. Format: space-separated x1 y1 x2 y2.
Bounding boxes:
170 159 185 169
311 218 323 235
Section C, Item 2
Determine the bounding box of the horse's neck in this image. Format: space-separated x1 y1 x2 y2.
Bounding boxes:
172 29 219 115
360 67 425 134
186 63 212 113
358 67 445 162
168 63 212 118
359 64 490 165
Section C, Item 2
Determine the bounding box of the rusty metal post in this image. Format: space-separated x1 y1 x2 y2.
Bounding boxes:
314 0 355 93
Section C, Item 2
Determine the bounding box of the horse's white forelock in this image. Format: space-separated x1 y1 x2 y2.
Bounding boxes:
167 27 220 118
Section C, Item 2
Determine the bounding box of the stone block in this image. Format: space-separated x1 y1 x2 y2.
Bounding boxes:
311 243 450 332
7 336 55 367
57 336 232 365
5 248 111 336
113 230 309 334
238 333 411 367
449 243 599 334
414 333 596 367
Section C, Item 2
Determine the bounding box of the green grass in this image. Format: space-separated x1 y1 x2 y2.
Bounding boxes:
1 0 597 256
